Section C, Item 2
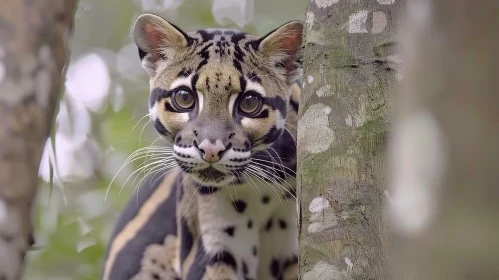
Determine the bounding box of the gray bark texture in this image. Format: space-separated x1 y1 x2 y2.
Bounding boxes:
389 1 499 279
297 1 403 279
0 1 76 279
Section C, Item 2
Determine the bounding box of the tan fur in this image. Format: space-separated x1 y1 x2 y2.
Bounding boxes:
131 235 178 280
283 262 299 280
201 265 238 280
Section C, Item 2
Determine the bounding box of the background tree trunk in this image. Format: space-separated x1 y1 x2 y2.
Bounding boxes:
0 1 76 279
297 1 403 279
389 1 499 279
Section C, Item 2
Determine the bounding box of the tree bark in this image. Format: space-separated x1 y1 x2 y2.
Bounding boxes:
389 1 499 279
297 1 403 279
0 1 76 279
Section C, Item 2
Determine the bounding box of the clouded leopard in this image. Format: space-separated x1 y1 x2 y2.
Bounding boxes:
102 13 302 280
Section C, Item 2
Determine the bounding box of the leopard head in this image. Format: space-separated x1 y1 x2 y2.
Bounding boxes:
133 13 302 187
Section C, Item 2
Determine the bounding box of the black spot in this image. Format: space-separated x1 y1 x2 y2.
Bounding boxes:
198 185 220 195
231 33 247 44
242 260 249 275
252 246 258 256
262 196 270 204
197 30 215 42
233 200 247 213
278 219 287 229
224 226 235 237
205 77 210 91
270 259 279 278
175 135 182 144
244 141 251 150
152 273 160 279
247 220 253 229
265 219 273 231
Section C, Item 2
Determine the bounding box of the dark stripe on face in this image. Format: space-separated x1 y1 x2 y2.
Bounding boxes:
186 239 237 280
233 59 242 73
149 88 173 108
154 119 169 135
253 109 269 119
290 99 299 112
262 126 282 144
233 44 245 62
263 96 287 119
188 74 200 120
164 100 176 112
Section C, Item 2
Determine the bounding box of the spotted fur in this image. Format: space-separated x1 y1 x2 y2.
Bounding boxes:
102 13 302 280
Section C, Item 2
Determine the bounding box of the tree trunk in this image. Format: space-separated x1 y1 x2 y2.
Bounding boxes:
389 1 499 279
297 1 403 279
0 1 76 279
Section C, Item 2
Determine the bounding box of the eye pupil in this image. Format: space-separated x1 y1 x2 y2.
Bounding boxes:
239 94 261 115
174 89 194 110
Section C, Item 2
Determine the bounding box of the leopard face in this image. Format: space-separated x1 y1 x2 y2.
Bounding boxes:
133 14 302 187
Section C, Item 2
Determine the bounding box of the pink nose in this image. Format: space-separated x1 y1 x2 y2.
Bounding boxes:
197 139 226 163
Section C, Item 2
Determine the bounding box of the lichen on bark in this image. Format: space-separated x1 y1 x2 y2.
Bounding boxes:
297 1 403 279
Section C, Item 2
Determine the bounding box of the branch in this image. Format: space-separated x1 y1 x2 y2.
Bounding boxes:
0 0 76 279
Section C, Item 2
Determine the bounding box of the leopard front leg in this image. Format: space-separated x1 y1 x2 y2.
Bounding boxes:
258 198 298 280
182 189 260 280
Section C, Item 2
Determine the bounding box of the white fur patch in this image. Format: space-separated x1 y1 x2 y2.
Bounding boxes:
228 94 238 113
197 90 204 112
169 75 193 90
245 79 266 96
149 103 158 121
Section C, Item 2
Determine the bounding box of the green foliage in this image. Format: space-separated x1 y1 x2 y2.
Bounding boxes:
24 0 306 279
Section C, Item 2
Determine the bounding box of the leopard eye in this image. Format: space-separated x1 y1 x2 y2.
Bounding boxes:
239 94 261 115
173 89 195 110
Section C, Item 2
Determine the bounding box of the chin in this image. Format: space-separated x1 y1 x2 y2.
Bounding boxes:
187 167 238 187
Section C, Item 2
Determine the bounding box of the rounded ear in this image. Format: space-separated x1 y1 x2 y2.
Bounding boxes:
133 13 191 69
257 21 303 76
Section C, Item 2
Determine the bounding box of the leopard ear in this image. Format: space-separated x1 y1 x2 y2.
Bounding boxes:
133 13 192 76
256 21 303 83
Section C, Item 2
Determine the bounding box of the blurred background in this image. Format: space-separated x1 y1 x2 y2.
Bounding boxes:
24 0 306 279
